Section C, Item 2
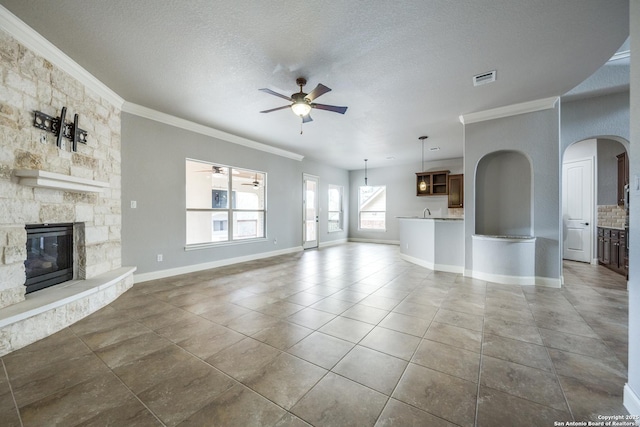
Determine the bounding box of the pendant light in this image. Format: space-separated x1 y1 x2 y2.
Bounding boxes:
364 159 368 186
418 136 428 191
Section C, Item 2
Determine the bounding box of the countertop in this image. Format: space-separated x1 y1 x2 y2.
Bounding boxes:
396 216 464 221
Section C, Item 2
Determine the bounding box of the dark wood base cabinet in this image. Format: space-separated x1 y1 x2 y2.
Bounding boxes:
597 227 627 276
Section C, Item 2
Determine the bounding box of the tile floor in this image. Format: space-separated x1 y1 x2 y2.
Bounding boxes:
0 243 630 426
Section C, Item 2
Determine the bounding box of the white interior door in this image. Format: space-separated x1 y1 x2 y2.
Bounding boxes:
303 174 319 249
562 158 593 263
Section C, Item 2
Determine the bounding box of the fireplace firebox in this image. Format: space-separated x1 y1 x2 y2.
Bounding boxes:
25 223 74 294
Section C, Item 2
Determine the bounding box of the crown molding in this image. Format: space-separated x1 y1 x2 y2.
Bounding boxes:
609 50 630 62
0 5 124 108
122 102 305 162
459 96 559 125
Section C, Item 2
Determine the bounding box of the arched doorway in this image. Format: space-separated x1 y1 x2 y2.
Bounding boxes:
562 137 629 267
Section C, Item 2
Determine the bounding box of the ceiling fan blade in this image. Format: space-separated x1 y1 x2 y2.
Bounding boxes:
302 114 313 123
260 105 291 113
311 103 348 114
259 88 293 102
305 84 331 101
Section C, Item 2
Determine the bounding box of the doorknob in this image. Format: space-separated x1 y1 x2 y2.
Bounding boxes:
581 222 589 226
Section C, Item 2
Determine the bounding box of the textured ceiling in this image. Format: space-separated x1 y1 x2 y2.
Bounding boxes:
0 0 630 170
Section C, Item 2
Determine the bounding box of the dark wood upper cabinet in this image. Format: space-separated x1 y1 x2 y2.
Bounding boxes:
448 174 463 208
617 151 629 206
416 171 448 196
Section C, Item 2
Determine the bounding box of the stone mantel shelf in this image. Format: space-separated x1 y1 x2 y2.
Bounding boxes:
15 169 110 193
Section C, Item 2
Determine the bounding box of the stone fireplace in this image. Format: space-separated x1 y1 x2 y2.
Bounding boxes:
0 26 134 355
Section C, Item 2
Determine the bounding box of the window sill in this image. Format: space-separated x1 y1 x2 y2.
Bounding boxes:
184 237 268 251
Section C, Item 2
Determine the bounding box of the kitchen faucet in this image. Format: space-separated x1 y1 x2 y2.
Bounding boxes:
423 207 431 218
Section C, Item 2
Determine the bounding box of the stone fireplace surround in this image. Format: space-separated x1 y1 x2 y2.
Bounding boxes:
0 171 135 357
0 26 134 356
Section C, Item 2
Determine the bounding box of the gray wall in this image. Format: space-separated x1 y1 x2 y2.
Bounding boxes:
561 92 630 153
348 158 464 243
475 151 532 236
463 106 561 281
627 0 639 412
121 113 348 276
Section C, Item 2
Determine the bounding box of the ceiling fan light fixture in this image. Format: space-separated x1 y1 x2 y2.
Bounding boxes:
291 101 312 117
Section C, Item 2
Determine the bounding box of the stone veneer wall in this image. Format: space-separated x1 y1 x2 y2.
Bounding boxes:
0 29 122 309
597 204 627 229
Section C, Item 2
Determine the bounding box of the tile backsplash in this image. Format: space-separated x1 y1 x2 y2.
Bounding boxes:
597 205 627 229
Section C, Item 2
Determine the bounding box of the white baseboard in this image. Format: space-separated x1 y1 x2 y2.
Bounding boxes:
399 253 464 274
624 383 640 419
134 246 303 283
463 269 562 287
535 276 562 288
348 238 400 245
319 238 348 248
470 270 536 286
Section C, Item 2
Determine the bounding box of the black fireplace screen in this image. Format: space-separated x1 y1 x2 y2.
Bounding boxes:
25 223 73 294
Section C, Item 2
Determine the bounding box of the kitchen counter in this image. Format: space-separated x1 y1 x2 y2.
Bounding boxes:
396 216 464 221
397 217 464 273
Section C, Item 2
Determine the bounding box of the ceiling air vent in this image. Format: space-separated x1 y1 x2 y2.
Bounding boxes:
473 70 496 86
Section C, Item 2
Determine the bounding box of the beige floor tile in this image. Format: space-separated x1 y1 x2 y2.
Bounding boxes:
286 307 336 329
137 363 235 425
480 355 568 411
178 383 286 426
251 321 313 350
476 385 570 427
433 308 484 331
375 398 457 427
18 372 159 427
287 331 354 369
332 345 407 395
482 333 554 372
483 317 543 345
205 337 281 382
393 363 477 427
245 353 327 409
378 311 431 337
424 321 482 353
318 316 375 343
412 339 481 382
341 304 389 324
291 372 387 427
557 374 628 421
359 327 421 360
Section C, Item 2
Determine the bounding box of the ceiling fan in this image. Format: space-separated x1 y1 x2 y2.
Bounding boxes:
259 78 348 123
196 165 226 174
242 174 261 188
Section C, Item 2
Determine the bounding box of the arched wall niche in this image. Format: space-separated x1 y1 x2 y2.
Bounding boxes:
475 150 533 237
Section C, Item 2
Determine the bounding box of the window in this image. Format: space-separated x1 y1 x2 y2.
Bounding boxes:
358 186 386 231
328 184 343 232
186 159 266 246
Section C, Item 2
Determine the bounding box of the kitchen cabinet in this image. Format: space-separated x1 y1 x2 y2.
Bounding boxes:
617 152 629 206
597 227 627 276
416 171 449 196
448 174 463 208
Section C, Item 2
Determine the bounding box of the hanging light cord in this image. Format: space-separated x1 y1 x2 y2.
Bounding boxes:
364 159 368 186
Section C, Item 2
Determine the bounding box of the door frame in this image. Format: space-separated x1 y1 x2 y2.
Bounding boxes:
303 173 319 249
562 156 594 263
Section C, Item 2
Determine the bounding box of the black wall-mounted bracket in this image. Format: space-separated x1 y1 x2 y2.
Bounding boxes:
33 107 88 152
